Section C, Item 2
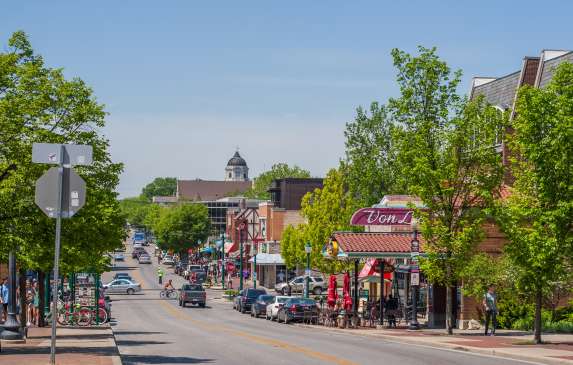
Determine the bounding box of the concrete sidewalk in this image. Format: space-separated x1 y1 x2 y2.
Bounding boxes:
0 326 122 365
296 324 573 365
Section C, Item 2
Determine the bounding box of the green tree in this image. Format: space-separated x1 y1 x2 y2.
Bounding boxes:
281 167 359 273
0 31 124 274
495 62 573 344
119 197 151 227
245 163 310 199
343 102 400 206
389 47 506 334
141 177 177 201
154 203 210 255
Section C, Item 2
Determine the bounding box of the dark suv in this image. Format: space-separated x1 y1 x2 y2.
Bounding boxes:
236 288 267 313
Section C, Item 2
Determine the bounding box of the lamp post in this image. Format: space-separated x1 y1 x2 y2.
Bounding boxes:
251 240 258 289
1 250 22 340
409 218 420 330
239 223 244 291
220 232 226 290
304 242 311 298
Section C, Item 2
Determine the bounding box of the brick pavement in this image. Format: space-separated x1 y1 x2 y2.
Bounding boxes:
0 326 122 365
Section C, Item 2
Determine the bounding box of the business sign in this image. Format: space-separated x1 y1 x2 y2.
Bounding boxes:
350 208 414 226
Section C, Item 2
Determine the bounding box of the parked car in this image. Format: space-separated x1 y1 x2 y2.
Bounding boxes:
138 253 152 264
275 276 325 295
277 298 319 324
175 261 188 275
162 255 175 266
113 272 133 281
250 294 275 318
178 283 206 307
114 252 125 261
235 288 267 313
132 247 146 259
103 279 141 295
265 296 292 320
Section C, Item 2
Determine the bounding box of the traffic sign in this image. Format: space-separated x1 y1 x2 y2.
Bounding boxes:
35 167 86 218
32 143 93 166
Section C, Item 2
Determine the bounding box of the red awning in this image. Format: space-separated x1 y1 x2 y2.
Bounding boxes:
359 258 394 279
224 242 237 254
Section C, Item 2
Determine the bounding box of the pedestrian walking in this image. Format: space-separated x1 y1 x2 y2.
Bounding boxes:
1 277 9 322
483 284 497 336
227 273 233 289
157 268 164 285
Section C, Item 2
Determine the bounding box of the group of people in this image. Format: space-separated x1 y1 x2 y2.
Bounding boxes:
0 277 40 327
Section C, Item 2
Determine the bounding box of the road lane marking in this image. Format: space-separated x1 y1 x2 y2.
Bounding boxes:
158 300 358 365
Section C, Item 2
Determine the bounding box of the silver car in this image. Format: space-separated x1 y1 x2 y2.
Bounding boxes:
104 279 141 295
275 276 325 295
138 254 151 264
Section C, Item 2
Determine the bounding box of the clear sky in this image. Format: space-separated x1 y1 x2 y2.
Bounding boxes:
2 1 571 197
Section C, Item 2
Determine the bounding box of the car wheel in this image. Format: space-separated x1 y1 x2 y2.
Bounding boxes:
313 287 322 295
200 303 205 308
240 305 246 314
284 314 289 324
127 288 135 295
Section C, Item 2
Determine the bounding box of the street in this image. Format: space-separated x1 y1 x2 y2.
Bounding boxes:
105 250 532 365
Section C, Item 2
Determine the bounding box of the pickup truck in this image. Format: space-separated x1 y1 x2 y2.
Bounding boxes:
179 283 206 307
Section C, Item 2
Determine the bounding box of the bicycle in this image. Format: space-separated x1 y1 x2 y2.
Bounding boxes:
57 302 92 326
159 288 178 299
80 305 108 325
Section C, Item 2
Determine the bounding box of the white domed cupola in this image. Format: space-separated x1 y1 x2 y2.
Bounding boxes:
225 150 249 181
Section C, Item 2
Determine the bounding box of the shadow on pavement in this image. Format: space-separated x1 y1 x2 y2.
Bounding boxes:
121 355 214 364
116 339 172 346
28 333 115 341
113 330 167 335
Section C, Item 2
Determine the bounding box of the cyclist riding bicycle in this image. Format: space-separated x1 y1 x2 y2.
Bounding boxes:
164 279 174 291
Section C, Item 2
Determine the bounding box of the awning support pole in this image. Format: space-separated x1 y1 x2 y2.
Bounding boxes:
354 260 358 322
380 259 385 326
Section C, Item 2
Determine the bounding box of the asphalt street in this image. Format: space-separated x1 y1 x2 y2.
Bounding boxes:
104 248 535 365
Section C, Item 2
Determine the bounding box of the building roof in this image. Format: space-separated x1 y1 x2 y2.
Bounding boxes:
227 151 247 167
177 179 251 201
332 232 425 258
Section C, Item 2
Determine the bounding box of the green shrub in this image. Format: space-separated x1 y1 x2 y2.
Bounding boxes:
224 289 239 297
544 320 573 333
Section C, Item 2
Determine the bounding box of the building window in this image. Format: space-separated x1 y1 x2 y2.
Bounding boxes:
243 173 246 179
229 173 232 178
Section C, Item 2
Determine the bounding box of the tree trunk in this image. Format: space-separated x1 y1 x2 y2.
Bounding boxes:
534 288 543 344
446 285 453 335
19 268 27 334
38 271 46 327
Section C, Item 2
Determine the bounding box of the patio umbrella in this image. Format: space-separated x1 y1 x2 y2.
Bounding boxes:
327 274 338 308
343 272 352 311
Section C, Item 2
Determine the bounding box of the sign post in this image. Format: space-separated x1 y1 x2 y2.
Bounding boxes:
33 143 92 365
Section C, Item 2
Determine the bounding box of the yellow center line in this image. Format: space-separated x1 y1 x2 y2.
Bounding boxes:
158 300 358 365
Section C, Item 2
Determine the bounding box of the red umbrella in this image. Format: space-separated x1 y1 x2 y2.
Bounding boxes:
343 272 352 311
327 274 338 308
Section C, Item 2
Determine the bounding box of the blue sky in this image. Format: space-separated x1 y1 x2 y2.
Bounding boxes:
2 1 572 197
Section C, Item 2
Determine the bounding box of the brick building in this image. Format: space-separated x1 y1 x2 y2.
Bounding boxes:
457 49 573 328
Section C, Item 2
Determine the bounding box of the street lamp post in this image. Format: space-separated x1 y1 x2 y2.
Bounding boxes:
220 232 226 290
239 224 244 291
253 242 257 289
304 242 311 298
1 250 22 340
409 219 420 330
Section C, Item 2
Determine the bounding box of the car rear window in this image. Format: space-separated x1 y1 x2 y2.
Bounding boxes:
182 284 203 291
258 295 274 303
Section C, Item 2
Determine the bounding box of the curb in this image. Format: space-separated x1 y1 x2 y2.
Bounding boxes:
294 324 572 365
107 323 123 365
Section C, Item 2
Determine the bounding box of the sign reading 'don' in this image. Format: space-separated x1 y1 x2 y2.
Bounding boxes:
350 208 414 226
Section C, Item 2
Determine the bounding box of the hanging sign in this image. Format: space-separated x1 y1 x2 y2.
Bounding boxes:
350 208 414 226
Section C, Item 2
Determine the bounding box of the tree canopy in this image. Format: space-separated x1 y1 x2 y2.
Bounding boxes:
0 31 125 273
141 177 177 201
495 62 573 344
281 167 359 273
388 47 506 334
153 203 210 254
